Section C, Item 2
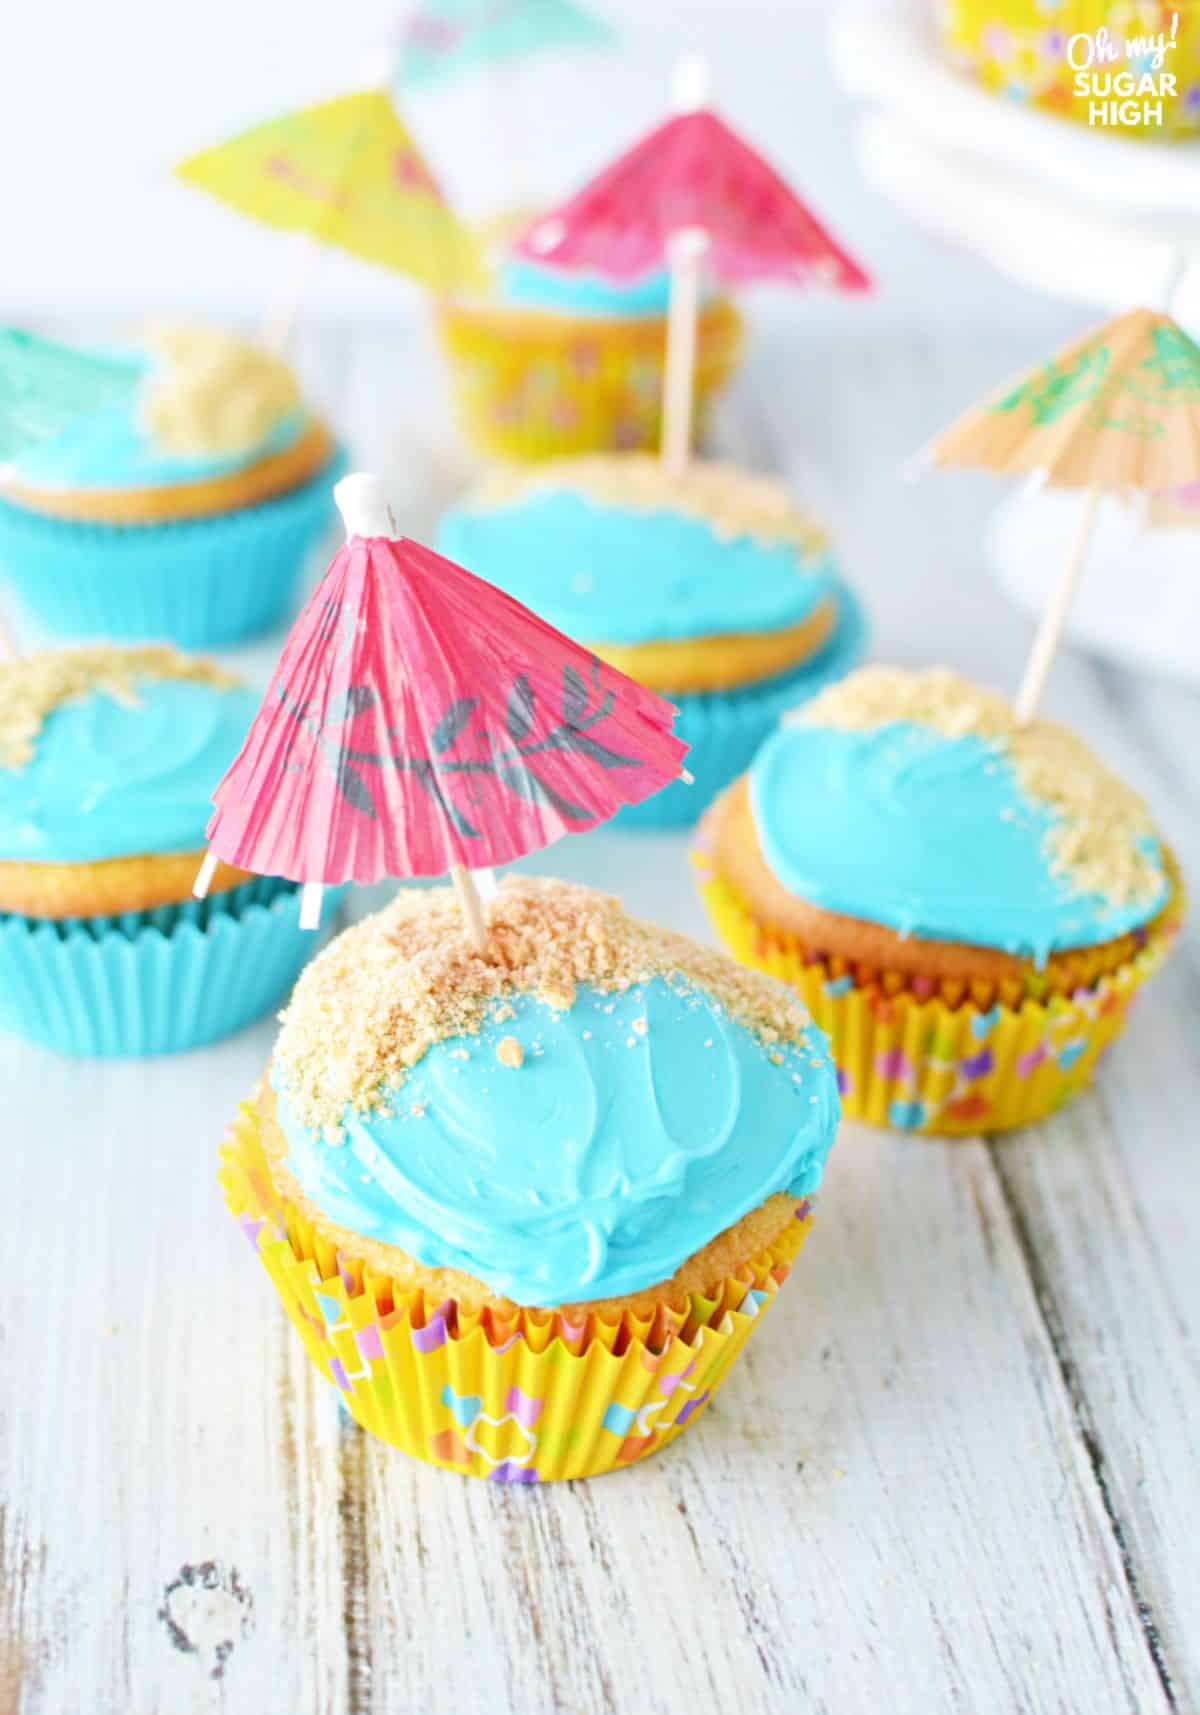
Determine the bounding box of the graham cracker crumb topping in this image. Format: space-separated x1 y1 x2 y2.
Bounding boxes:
275 875 814 1135
0 644 238 771
464 455 830 555
795 666 1162 910
140 324 303 458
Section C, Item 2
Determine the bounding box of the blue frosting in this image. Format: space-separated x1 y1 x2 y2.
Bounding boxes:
749 719 1168 964
0 677 260 863
10 346 307 491
497 258 674 317
274 978 840 1306
437 489 836 645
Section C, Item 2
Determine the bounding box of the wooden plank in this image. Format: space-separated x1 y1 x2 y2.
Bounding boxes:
346 1109 1173 1715
991 939 1200 1710
951 582 1200 1712
0 1030 350 1715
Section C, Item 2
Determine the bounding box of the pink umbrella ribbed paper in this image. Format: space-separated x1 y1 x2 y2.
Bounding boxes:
205 534 689 883
513 107 870 289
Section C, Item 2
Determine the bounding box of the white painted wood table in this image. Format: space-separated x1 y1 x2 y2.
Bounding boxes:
1 318 1197 1715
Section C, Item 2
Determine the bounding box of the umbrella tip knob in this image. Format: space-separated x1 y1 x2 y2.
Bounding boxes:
672 54 710 113
334 472 400 540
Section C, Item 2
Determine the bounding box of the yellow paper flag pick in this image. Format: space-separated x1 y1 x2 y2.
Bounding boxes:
176 89 484 292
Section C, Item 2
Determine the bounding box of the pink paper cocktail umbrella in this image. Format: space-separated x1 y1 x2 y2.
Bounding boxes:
194 473 688 947
513 58 870 471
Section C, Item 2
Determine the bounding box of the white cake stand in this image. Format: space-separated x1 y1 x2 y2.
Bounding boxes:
832 0 1200 686
831 0 1200 227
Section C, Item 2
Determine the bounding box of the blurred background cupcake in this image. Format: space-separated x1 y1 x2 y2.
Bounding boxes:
222 875 841 1481
694 666 1183 1134
395 7 743 461
938 0 1200 138
0 325 342 647
437 454 867 826
435 212 743 462
0 643 334 1056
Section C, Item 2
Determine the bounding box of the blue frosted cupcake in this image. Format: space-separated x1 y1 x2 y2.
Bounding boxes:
500 255 680 318
436 232 743 461
0 326 342 646
222 875 841 1479
437 455 867 826
0 643 331 1056
696 666 1184 1134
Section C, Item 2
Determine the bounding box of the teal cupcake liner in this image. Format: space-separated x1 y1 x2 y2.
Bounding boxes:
0 449 345 648
616 583 868 831
0 877 341 1058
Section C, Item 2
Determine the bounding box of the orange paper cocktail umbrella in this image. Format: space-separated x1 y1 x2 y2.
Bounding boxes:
926 307 1200 718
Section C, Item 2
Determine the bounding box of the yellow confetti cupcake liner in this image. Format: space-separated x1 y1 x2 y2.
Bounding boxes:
435 298 743 463
939 0 1200 138
220 1100 812 1482
693 850 1183 1136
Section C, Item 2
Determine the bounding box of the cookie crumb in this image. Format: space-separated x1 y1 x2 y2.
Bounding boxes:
467 456 829 555
0 644 237 771
275 876 815 1134
496 1036 524 1070
797 666 1162 912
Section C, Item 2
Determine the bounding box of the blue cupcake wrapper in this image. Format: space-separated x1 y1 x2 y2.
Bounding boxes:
0 448 346 648
0 877 342 1058
617 583 868 831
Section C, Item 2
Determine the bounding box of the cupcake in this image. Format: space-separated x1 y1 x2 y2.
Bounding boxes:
435 224 742 462
694 666 1183 1135
0 644 335 1056
939 1 1200 139
221 876 841 1481
436 456 867 827
0 326 342 646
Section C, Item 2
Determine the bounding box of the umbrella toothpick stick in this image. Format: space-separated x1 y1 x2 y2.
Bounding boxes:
299 881 326 930
261 233 326 356
660 54 713 478
451 864 489 954
662 227 708 477
192 850 219 900
1014 481 1103 724
335 470 399 539
333 473 494 953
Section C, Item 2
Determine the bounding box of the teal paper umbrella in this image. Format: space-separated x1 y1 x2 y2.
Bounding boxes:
0 330 141 466
395 0 614 92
